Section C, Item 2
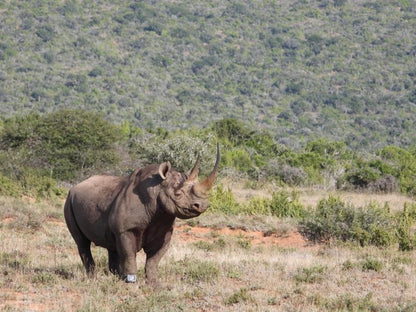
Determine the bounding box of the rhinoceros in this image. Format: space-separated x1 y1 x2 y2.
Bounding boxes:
64 145 220 285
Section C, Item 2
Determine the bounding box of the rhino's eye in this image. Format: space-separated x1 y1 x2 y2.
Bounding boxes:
175 192 184 199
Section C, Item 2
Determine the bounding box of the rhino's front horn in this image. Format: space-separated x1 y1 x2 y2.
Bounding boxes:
193 143 220 196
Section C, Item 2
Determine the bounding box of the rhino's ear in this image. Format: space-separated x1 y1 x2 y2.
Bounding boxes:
158 161 171 180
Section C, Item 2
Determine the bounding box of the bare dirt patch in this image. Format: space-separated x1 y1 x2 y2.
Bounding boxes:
175 224 313 249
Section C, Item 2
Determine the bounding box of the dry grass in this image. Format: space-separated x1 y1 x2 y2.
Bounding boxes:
1 193 416 311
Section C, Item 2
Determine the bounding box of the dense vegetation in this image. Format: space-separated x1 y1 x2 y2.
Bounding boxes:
2 109 416 200
1 0 416 149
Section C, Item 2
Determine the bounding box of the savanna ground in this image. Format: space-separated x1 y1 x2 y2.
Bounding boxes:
1 183 416 312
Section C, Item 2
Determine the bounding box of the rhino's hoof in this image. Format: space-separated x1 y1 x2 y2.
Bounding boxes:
125 274 137 283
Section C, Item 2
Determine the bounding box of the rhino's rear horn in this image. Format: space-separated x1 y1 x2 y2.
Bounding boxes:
185 156 200 183
193 144 220 196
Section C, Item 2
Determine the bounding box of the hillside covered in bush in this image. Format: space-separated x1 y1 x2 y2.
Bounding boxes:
1 0 416 149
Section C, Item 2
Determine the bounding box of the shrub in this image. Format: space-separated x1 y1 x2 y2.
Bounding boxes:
193 241 215 252
337 155 395 192
240 197 270 215
342 166 381 189
0 167 63 199
132 132 217 174
208 184 240 215
0 251 30 271
378 146 416 195
265 160 307 186
18 168 65 198
269 190 306 218
32 271 56 285
396 203 416 251
300 196 395 247
368 174 399 193
1 110 120 181
212 118 251 146
222 148 253 173
0 173 21 197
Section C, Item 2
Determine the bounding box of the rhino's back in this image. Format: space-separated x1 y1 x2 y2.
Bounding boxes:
71 175 125 209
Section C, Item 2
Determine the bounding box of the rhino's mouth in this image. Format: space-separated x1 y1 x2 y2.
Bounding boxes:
175 207 201 219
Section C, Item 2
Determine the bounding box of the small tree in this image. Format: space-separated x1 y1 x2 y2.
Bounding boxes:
1 109 120 181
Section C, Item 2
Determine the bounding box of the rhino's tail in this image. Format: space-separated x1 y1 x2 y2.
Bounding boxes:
64 191 84 243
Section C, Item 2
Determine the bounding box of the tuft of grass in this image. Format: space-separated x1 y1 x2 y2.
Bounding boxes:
32 271 56 285
237 235 251 250
326 293 376 311
172 258 219 284
193 241 215 252
0 251 30 271
224 288 254 306
294 265 327 284
341 260 356 271
361 257 383 272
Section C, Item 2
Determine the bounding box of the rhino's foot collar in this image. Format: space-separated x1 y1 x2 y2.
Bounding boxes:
125 274 137 283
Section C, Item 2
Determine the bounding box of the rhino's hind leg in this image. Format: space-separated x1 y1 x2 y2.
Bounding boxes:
78 243 96 277
108 249 120 275
64 198 96 278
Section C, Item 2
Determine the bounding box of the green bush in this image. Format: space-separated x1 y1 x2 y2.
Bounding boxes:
212 118 251 146
338 162 381 190
240 197 271 215
265 160 307 186
378 146 416 195
338 154 402 193
208 184 240 215
18 168 65 199
300 196 395 247
396 203 416 251
0 173 21 197
1 110 120 181
0 168 63 199
222 148 253 173
132 131 217 174
269 190 306 218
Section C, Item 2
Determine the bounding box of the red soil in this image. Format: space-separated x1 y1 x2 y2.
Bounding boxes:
174 224 312 249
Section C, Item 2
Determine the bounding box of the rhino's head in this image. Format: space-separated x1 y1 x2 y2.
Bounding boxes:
158 145 220 219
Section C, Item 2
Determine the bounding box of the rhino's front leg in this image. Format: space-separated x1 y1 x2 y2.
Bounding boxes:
144 230 172 287
116 231 138 283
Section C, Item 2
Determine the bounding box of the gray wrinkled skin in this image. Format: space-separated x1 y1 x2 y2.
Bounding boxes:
64 146 220 286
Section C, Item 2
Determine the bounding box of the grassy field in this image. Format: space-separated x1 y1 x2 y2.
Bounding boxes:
1 188 416 312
